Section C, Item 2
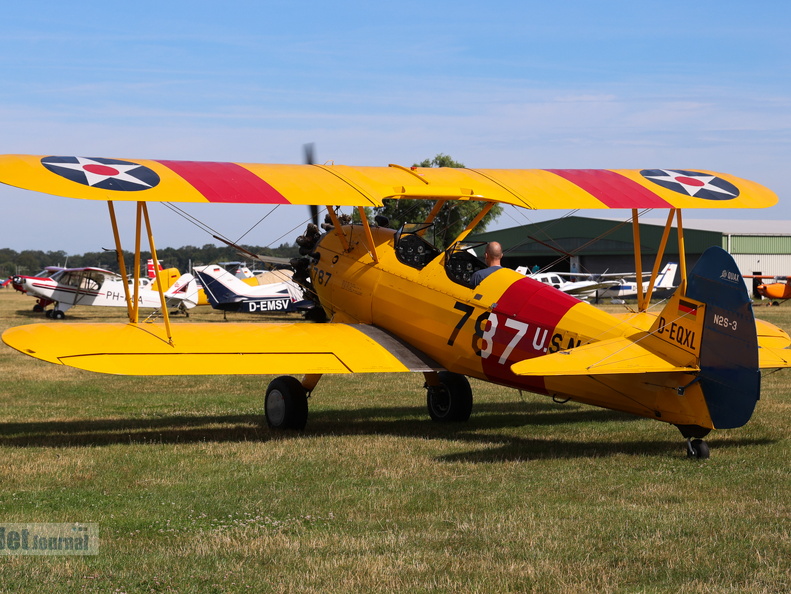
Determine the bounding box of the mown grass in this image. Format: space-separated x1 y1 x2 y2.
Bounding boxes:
0 290 788 592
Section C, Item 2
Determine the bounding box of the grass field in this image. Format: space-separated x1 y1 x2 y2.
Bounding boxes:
0 289 788 593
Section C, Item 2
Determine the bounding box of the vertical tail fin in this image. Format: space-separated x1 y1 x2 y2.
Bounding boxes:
656 263 678 289
193 265 246 309
650 247 759 429
146 259 163 279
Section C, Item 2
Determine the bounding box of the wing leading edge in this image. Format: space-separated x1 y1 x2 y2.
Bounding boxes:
0 155 778 210
1 322 442 376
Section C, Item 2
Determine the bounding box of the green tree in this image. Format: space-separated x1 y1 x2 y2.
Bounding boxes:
372 153 502 249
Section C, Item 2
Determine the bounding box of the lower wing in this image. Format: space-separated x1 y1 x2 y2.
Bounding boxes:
2 322 442 376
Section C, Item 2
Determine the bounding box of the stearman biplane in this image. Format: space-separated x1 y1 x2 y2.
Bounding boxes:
1 156 789 458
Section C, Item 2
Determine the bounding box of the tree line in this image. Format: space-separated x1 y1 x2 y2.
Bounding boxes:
0 243 299 278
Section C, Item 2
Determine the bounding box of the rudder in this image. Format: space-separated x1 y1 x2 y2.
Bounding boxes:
687 247 759 428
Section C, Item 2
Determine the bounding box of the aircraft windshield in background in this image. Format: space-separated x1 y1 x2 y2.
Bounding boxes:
0 155 788 460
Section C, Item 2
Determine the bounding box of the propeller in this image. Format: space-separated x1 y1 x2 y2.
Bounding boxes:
304 143 319 227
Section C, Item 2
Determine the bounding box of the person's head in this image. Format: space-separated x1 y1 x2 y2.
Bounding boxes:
484 241 503 265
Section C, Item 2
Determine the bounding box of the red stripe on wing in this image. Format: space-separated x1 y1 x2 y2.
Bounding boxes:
546 169 674 208
156 161 289 204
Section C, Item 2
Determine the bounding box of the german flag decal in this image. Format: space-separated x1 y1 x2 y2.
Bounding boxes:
678 298 699 317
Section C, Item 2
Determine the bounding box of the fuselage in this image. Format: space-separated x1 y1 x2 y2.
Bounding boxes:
309 225 712 428
756 281 791 300
15 267 188 311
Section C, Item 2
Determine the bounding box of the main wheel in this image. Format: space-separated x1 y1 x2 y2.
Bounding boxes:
52 310 65 320
265 376 309 430
426 371 473 422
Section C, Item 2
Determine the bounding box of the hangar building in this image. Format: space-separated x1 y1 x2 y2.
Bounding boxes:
469 216 791 292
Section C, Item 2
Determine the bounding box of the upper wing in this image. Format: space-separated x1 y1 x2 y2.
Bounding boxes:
1 322 442 376
0 155 777 210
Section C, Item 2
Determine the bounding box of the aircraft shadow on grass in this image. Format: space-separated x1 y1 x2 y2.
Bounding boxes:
0 400 775 460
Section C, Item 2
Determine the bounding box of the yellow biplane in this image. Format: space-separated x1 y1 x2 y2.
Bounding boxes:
1 155 789 459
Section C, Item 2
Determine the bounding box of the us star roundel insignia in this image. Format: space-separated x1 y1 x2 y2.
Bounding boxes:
640 169 739 201
41 156 160 192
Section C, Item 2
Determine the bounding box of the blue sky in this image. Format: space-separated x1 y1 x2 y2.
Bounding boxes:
1 0 789 254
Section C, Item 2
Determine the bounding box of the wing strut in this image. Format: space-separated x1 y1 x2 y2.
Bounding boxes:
632 209 645 311
357 206 379 263
140 202 174 344
642 210 676 306
676 209 688 294
632 208 688 312
451 202 494 245
106 200 174 344
107 201 135 322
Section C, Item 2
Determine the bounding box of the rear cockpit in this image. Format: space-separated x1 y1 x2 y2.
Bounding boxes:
444 241 488 287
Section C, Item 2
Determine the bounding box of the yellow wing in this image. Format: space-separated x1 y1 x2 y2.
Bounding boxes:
0 154 777 210
1 322 442 376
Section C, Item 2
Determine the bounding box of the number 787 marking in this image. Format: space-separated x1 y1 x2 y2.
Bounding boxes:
449 302 531 365
497 318 530 364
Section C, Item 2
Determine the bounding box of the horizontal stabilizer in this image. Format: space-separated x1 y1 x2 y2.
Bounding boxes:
510 335 697 376
2 322 442 376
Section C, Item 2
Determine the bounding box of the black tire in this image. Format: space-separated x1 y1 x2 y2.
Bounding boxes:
427 371 473 422
53 310 65 320
687 439 711 460
33 304 45 313
265 376 309 430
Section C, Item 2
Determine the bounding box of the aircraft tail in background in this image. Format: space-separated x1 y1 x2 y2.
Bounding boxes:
146 259 163 279
655 262 678 289
193 265 306 314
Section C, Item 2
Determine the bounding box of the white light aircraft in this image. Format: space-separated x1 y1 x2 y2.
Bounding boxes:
12 265 199 319
599 262 678 299
515 268 620 298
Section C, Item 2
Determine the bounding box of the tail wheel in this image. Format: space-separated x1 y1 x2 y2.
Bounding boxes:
426 371 473 422
686 439 710 460
265 376 308 431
